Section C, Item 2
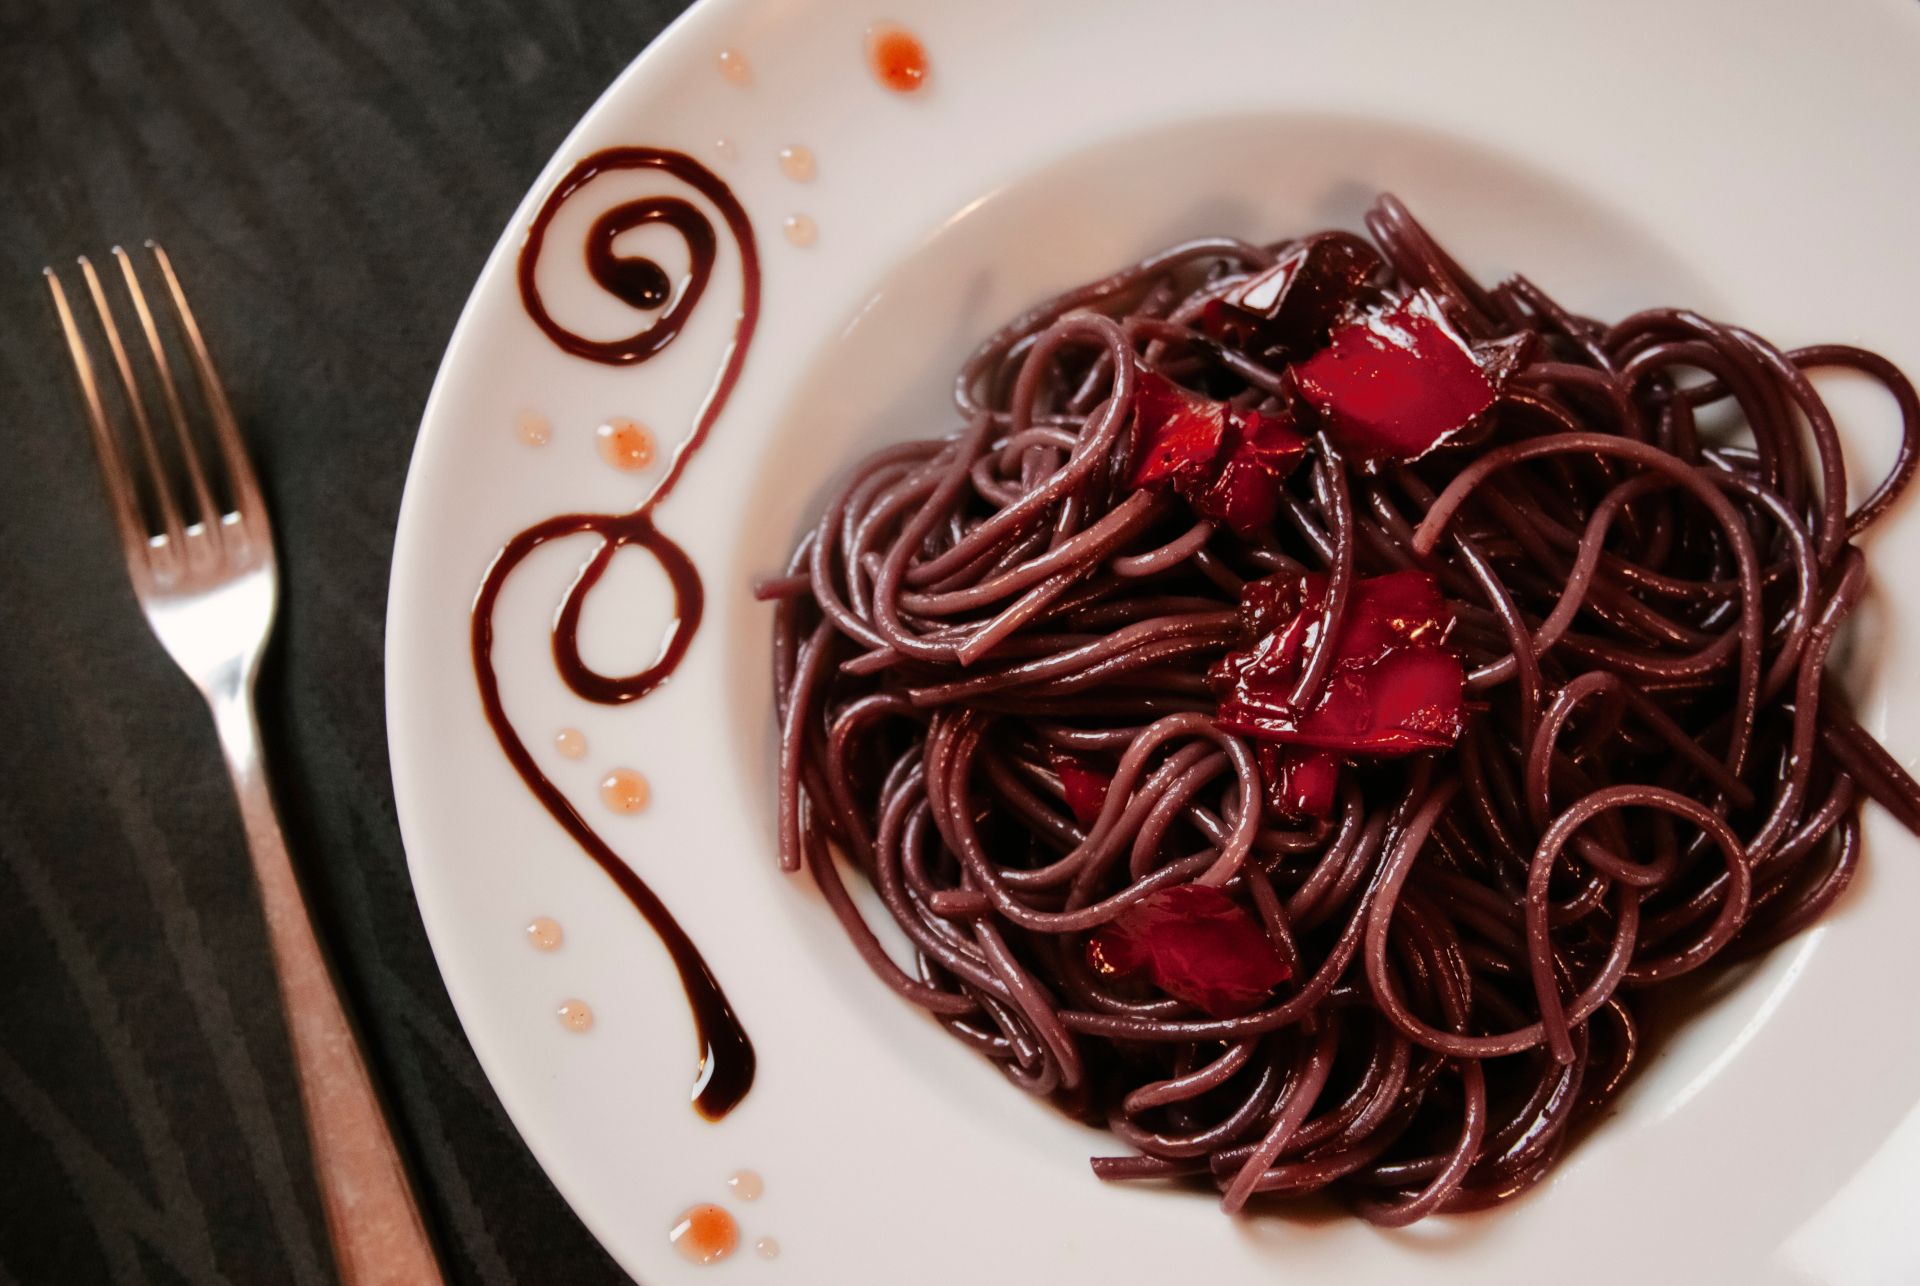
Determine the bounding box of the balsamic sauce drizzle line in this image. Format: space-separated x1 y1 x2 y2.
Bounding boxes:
474 148 761 1120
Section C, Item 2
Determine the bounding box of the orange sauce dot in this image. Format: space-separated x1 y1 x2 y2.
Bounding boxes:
865 22 928 93
669 1204 738 1265
726 1169 764 1201
516 410 552 446
595 418 655 471
782 214 817 247
525 917 564 951
716 48 751 85
777 144 816 182
554 727 587 759
600 768 651 814
557 999 594 1031
754 1236 780 1260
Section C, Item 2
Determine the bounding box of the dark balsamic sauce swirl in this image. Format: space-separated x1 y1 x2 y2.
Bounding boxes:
475 148 760 1120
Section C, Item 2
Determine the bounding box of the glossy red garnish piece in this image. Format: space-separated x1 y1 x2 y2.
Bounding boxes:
1258 744 1341 819
1087 885 1291 1017
1291 292 1497 463
1046 746 1113 828
1212 569 1464 753
1317 568 1453 662
1128 373 1226 489
1200 234 1383 357
1292 648 1466 750
1127 371 1310 536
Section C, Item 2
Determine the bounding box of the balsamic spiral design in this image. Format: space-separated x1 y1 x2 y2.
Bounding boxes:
475 148 760 1120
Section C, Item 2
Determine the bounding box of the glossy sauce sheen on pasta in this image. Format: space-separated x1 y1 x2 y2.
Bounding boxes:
762 195 1920 1221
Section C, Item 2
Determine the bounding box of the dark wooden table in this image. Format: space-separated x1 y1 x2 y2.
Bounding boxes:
0 2 688 1280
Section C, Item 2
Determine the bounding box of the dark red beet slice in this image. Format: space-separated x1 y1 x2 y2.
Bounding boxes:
1193 407 1313 536
1258 744 1341 819
1046 746 1113 828
1129 372 1228 491
1238 646 1465 751
1239 569 1322 638
1291 291 1497 463
1320 568 1453 663
1127 370 1310 536
1212 570 1464 754
1087 885 1291 1018
1200 234 1383 357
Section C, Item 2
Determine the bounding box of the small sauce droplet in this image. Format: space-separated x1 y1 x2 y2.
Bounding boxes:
783 215 817 248
670 1204 739 1265
526 917 564 951
754 1236 780 1260
595 418 655 472
714 136 737 160
777 145 816 182
517 410 552 446
726 1169 764 1201
717 49 751 85
554 727 587 759
865 23 928 94
600 768 651 814
557 999 594 1031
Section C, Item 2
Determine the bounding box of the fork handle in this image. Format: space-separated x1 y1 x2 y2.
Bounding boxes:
211 690 445 1286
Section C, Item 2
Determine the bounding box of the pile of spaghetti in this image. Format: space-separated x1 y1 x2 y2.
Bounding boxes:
761 196 1920 1222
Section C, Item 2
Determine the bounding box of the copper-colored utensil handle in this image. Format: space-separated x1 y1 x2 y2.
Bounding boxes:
214 694 444 1286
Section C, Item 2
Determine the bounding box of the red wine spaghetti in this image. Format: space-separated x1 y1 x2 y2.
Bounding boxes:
761 196 1920 1221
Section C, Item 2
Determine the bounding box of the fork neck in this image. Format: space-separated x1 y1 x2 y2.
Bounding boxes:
204 660 265 773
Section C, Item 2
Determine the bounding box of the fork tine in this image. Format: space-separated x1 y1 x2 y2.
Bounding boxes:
112 245 225 547
147 243 267 547
77 253 189 557
45 267 154 575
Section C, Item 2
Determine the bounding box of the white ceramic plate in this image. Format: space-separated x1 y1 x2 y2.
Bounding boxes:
388 0 1920 1280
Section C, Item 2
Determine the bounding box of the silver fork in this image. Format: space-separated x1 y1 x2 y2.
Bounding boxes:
45 245 444 1286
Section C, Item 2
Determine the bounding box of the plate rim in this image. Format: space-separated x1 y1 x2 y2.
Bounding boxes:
384 2 1920 1281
